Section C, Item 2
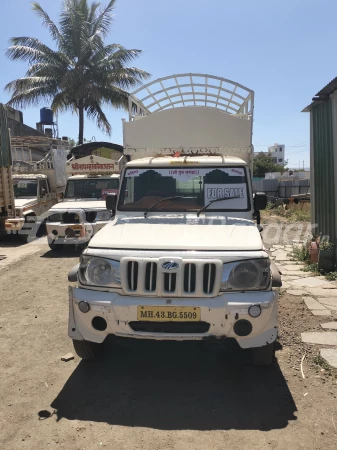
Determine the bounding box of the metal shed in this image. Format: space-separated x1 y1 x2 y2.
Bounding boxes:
303 77 337 248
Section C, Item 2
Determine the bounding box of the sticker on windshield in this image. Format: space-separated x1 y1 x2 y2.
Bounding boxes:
204 184 248 209
125 167 245 182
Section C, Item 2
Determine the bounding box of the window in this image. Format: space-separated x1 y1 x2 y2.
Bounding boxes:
65 178 119 199
279 147 282 151
278 159 283 163
39 179 48 197
13 179 37 198
118 166 250 212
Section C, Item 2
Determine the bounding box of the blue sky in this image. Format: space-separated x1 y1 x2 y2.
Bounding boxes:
1 0 336 168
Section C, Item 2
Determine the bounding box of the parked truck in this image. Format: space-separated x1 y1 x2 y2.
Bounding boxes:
46 154 122 250
0 105 70 240
67 74 281 365
0 104 15 237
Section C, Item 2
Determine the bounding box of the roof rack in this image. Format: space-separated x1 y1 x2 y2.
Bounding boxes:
128 73 254 120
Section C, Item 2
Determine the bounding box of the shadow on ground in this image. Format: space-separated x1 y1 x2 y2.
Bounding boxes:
51 338 297 431
40 246 84 259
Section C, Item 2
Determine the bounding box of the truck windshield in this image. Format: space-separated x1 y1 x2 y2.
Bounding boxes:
118 167 250 212
64 178 119 199
13 179 37 198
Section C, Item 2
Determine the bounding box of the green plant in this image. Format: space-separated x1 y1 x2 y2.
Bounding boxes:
301 262 319 273
291 210 311 222
291 243 310 263
325 271 337 281
5 0 150 144
319 240 335 251
313 354 331 372
265 201 274 211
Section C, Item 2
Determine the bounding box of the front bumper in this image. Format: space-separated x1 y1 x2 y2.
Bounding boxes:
5 218 25 231
47 221 109 244
69 287 278 348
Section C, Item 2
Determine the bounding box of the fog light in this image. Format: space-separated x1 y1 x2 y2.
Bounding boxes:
248 305 261 318
233 319 252 337
92 316 107 331
78 301 90 313
52 230 58 236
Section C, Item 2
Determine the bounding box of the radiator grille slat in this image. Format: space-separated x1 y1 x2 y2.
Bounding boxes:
124 260 219 296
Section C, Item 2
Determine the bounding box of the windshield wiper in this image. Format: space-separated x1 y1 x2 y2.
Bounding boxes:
196 196 240 217
144 196 185 218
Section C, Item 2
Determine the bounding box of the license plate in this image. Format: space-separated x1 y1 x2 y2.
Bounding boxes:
137 306 200 322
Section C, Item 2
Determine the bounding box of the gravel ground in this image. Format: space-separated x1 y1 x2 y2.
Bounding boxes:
0 237 337 450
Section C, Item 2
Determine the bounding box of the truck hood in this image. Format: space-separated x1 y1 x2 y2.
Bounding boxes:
89 216 263 251
14 198 38 209
50 200 106 211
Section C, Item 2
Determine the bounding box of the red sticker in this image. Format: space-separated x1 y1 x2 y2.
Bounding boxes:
101 189 118 199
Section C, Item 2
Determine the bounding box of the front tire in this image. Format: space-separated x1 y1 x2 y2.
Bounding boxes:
72 339 102 361
48 238 63 251
251 342 275 366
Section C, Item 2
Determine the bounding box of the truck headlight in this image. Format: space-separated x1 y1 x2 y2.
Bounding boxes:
79 256 121 287
96 210 111 221
220 259 270 291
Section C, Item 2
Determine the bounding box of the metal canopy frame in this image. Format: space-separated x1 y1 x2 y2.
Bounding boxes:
128 73 254 120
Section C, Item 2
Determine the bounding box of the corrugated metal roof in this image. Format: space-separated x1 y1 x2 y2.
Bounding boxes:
302 76 337 112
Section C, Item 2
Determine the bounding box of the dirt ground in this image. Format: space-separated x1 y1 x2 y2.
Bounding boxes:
0 237 337 450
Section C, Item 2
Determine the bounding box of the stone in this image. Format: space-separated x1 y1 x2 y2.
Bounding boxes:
309 289 337 297
274 253 290 261
317 297 337 307
61 353 75 362
311 310 331 316
301 332 337 346
303 297 328 311
321 322 337 330
290 277 331 288
287 289 309 296
320 349 337 369
282 264 305 271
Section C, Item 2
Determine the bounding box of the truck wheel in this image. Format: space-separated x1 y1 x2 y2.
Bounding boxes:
48 238 63 251
72 339 101 360
251 342 275 366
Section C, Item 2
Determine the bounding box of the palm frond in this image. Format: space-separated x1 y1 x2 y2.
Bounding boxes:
86 101 112 135
31 3 64 46
91 0 116 38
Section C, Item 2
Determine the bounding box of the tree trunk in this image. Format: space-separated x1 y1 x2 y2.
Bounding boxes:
78 101 84 144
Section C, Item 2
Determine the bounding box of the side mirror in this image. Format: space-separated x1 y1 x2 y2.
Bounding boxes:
106 193 117 212
254 192 267 211
40 188 46 197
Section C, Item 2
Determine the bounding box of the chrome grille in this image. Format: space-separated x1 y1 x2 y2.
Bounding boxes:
145 262 157 291
184 263 196 293
203 263 216 294
122 258 222 297
127 261 139 291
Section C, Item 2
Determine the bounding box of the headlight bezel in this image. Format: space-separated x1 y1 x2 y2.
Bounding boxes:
96 210 112 221
220 258 271 292
79 255 121 288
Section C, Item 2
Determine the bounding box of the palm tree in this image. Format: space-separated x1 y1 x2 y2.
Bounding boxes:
5 0 150 144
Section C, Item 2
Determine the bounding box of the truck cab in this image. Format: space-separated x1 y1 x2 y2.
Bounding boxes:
67 74 280 365
46 155 121 250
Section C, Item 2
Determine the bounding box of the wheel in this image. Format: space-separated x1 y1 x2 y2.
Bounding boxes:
48 237 63 251
72 339 102 360
251 342 275 366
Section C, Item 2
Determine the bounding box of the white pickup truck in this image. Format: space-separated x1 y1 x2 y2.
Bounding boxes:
46 154 121 250
1 133 69 241
67 74 281 365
